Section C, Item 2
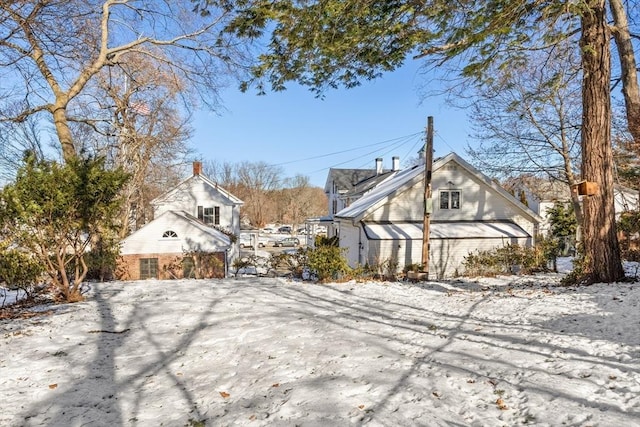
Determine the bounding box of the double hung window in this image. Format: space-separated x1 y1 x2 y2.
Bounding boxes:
440 190 461 210
198 206 221 225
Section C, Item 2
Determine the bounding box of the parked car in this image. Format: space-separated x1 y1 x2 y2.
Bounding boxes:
239 234 266 249
274 237 300 247
261 227 276 234
278 225 292 234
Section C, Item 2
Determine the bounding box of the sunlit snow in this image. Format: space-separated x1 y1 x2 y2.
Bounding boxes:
1 264 639 426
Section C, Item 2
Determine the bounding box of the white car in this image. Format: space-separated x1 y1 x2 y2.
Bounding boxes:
239 234 266 249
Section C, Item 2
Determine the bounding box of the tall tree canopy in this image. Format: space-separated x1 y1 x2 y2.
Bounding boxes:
205 0 639 284
466 43 585 227
0 0 251 163
466 44 583 184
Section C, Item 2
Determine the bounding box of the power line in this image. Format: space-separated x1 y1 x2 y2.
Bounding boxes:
310 131 424 175
400 135 425 164
205 131 427 188
434 129 458 153
353 132 424 169
270 132 424 167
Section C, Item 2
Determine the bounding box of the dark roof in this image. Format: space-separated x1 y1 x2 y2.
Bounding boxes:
344 171 395 198
324 168 386 193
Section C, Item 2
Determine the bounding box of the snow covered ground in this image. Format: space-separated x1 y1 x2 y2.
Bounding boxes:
1 269 639 426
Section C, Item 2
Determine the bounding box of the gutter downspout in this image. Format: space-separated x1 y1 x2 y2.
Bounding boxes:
359 222 364 266
224 248 229 278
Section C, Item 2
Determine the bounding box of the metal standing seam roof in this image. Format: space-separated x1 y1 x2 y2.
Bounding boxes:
343 171 396 198
335 152 543 224
335 165 422 219
362 221 530 240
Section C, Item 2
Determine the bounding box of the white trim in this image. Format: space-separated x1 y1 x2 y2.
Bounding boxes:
362 221 530 240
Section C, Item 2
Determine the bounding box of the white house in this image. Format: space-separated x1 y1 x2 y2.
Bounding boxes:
323 157 399 238
505 176 640 235
334 153 542 279
118 162 243 280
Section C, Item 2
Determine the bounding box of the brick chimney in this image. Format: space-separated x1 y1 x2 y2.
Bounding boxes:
375 157 383 175
193 161 202 176
392 156 400 171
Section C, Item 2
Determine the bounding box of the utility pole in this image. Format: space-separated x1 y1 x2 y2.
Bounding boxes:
422 116 434 277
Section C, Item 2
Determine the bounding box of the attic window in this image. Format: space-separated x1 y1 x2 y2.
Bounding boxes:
440 190 461 210
162 230 178 238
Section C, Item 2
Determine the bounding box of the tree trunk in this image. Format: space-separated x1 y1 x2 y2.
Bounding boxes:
579 0 625 284
609 0 640 145
564 154 584 226
52 104 77 162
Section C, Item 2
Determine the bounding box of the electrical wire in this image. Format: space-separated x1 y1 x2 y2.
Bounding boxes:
400 134 425 164
306 131 424 176
435 129 458 153
270 131 424 167
353 132 424 169
206 130 427 188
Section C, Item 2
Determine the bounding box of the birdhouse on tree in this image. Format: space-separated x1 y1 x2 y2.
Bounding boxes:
572 181 599 196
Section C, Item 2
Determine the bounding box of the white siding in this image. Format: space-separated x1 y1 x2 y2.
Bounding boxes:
338 223 362 267
153 176 237 231
509 214 537 239
367 160 527 223
615 187 640 218
367 183 423 222
368 236 531 279
431 237 531 278
150 175 243 267
334 154 541 279
121 212 231 255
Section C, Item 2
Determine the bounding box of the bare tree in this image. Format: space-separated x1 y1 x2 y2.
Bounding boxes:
277 175 322 229
235 161 282 227
466 45 584 224
609 0 640 145
0 111 46 184
203 160 327 227
201 0 637 283
0 0 250 163
204 159 240 190
93 57 194 236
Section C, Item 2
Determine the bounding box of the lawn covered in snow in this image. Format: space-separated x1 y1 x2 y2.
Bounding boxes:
1 271 639 426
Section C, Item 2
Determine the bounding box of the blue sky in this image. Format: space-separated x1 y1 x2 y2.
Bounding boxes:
191 61 473 188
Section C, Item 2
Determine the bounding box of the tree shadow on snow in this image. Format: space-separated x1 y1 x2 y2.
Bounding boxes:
253 281 640 425
17 282 217 427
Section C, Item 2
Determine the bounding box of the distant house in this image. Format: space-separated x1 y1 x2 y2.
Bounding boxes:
333 152 542 279
118 162 243 280
323 157 400 237
613 185 640 216
505 176 640 235
502 177 572 236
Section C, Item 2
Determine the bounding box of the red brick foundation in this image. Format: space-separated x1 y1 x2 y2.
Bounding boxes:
116 252 226 280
